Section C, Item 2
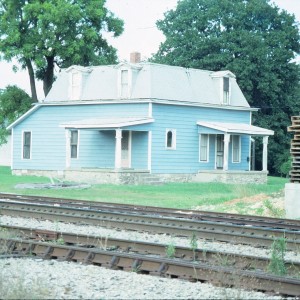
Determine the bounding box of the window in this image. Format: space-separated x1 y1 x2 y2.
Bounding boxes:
199 134 209 162
70 130 78 158
223 77 230 104
166 129 176 149
71 72 81 100
23 131 31 159
121 69 129 98
232 135 241 163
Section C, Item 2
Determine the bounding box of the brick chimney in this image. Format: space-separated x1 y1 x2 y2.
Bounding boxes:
130 52 141 63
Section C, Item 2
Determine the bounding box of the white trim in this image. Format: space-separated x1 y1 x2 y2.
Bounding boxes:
69 71 82 100
199 134 209 162
21 130 32 160
118 67 132 99
165 129 176 150
10 128 14 168
60 117 154 129
148 131 152 172
232 135 241 163
65 130 71 168
70 130 80 160
197 121 274 136
115 129 122 169
148 102 153 117
127 131 132 168
6 105 39 130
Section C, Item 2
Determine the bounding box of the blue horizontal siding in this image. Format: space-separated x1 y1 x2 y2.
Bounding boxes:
151 104 251 174
131 132 148 169
12 103 148 170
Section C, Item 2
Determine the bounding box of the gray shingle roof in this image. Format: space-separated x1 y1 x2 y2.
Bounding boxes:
44 62 250 108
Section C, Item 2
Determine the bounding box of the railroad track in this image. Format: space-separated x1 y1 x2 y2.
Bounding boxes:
1 235 300 296
2 224 300 277
1 197 300 251
1 192 299 231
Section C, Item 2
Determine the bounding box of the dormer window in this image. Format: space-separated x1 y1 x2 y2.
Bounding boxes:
223 77 230 105
70 71 81 100
121 69 129 98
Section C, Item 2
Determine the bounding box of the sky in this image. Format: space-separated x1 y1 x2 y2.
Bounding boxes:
0 0 299 100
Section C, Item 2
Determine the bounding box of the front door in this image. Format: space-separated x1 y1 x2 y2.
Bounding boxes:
121 131 131 168
216 135 224 169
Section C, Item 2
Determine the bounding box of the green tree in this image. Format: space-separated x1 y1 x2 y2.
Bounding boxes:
0 0 124 100
152 0 300 175
0 85 33 145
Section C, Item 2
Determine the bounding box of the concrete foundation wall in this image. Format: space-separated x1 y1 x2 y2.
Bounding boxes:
285 183 300 219
13 169 268 185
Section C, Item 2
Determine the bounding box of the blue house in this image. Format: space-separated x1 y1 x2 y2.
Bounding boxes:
8 56 274 184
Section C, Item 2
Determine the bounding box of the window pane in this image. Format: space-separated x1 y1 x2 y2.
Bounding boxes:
71 131 78 145
232 135 240 162
200 134 208 161
70 130 78 158
167 131 173 148
23 132 31 159
71 145 77 158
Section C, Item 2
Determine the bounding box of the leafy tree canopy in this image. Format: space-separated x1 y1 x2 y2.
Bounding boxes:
152 0 300 175
0 85 33 145
0 0 124 100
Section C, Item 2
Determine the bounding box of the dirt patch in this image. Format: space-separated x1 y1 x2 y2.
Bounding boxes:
194 191 286 218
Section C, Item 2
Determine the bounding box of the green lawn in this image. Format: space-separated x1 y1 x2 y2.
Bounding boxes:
0 166 288 210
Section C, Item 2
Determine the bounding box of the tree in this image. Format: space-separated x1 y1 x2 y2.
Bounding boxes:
152 0 300 175
0 85 33 145
0 0 124 100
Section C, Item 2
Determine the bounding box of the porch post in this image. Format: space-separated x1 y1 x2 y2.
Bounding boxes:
262 136 269 171
223 133 230 171
65 130 71 169
115 129 122 169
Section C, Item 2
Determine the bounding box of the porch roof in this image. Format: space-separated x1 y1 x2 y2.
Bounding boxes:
60 117 154 129
197 121 274 136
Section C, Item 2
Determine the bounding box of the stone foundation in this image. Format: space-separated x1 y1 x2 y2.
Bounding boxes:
12 169 268 185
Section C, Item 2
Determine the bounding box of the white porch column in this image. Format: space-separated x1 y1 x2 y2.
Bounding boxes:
223 133 230 171
65 130 71 169
115 129 122 169
148 131 152 172
262 136 269 171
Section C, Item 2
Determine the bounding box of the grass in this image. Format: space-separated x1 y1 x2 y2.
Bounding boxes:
0 166 288 210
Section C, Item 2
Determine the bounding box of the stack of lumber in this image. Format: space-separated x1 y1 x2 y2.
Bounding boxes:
288 116 300 183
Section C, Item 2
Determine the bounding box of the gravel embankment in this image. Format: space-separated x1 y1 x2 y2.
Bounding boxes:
0 215 296 299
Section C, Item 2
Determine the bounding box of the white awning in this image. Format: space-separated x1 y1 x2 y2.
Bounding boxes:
60 117 154 129
197 121 274 136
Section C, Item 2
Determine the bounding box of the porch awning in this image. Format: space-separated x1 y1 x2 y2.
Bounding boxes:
60 117 154 129
197 121 274 136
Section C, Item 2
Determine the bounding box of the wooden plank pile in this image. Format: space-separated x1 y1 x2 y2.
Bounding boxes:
288 116 300 183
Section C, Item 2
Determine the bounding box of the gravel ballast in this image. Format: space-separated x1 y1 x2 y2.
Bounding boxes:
0 215 295 299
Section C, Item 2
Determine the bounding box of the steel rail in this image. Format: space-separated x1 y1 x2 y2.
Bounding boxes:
0 192 298 231
1 237 299 296
1 201 300 251
2 224 300 277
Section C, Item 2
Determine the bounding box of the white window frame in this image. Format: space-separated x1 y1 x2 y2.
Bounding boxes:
165 129 176 150
232 135 241 163
118 67 132 98
222 77 231 105
22 130 32 160
69 71 82 100
199 134 209 162
70 130 80 159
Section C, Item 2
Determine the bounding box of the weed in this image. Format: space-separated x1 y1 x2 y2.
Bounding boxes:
165 241 176 258
264 199 285 218
190 233 198 261
268 237 287 276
